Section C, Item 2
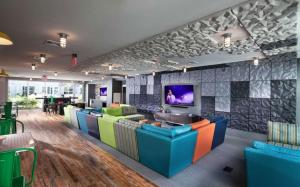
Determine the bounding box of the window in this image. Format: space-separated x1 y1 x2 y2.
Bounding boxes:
54 87 59 95
47 87 53 95
28 86 35 95
22 86 28 96
64 86 73 95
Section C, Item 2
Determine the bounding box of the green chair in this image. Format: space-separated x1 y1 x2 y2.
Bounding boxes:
0 119 24 135
0 147 38 187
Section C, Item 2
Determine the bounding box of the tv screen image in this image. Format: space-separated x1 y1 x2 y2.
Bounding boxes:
164 85 194 106
100 87 107 96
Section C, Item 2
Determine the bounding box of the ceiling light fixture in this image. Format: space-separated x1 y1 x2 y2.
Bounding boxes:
253 57 259 66
223 33 232 48
152 71 156 76
32 64 36 71
101 76 105 80
125 75 128 79
85 71 89 75
183 67 187 73
0 32 13 45
40 54 46 63
29 77 32 81
108 64 113 71
58 33 68 48
54 72 58 76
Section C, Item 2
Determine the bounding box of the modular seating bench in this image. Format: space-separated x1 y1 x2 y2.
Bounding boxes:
63 105 228 177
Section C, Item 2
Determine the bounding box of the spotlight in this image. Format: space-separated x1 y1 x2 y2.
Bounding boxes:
85 71 89 75
101 76 105 80
29 77 32 81
54 72 58 77
223 33 232 48
58 33 68 48
40 54 46 63
152 72 156 76
125 75 128 79
183 67 187 73
90 80 93 82
108 64 113 71
32 64 36 70
253 57 259 66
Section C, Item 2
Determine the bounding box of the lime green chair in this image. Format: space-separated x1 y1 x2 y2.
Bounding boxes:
63 105 74 124
0 147 38 187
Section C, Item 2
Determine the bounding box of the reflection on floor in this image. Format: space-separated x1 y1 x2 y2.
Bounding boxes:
18 110 156 187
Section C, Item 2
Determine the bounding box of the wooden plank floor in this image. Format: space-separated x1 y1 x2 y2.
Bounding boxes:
17 109 156 187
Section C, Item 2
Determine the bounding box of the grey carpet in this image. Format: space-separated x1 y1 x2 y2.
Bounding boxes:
70 125 266 187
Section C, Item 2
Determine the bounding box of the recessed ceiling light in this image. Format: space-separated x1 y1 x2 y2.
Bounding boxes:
253 57 259 66
0 32 13 45
32 64 36 70
58 33 68 48
40 54 46 63
223 33 232 48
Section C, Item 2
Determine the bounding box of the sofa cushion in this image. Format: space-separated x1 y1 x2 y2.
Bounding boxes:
268 121 300 146
253 141 300 157
121 106 137 116
142 124 191 138
106 107 122 116
190 119 210 130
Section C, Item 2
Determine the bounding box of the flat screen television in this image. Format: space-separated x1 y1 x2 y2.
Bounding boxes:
164 85 194 106
100 87 107 96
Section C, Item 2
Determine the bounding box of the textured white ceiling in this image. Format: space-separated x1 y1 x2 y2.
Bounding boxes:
0 0 297 80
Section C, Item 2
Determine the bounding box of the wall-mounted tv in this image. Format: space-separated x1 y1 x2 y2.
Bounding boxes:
100 87 107 96
164 85 194 106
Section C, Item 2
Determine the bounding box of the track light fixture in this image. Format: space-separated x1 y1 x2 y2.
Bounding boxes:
58 33 68 48
223 33 232 48
31 64 36 70
40 54 46 63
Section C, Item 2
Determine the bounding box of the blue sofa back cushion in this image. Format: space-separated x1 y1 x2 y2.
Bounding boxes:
142 124 191 138
209 116 224 123
80 109 91 114
253 141 300 157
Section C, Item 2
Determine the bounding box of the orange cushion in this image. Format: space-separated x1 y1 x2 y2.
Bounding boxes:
192 123 216 163
191 119 210 130
110 103 120 108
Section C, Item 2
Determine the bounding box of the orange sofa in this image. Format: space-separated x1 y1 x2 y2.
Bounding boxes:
190 119 216 163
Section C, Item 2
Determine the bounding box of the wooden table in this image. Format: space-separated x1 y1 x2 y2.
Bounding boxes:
0 132 36 152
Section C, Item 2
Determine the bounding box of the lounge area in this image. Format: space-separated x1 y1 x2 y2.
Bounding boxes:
0 0 300 186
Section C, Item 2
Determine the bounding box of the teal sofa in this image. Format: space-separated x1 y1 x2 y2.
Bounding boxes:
245 141 300 187
136 124 197 177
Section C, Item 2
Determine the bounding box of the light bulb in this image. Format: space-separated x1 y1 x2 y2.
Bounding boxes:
253 57 259 66
85 71 89 75
152 72 156 76
108 64 112 71
59 33 68 48
54 72 58 76
183 67 187 73
40 54 46 63
223 33 232 48
32 64 36 70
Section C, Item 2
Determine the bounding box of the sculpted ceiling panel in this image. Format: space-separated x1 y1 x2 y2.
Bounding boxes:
76 0 297 76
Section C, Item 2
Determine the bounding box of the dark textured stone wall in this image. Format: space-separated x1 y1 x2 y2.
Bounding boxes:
127 52 297 134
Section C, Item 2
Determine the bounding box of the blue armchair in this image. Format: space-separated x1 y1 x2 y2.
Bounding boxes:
245 141 300 187
76 110 89 134
136 124 197 177
209 116 228 149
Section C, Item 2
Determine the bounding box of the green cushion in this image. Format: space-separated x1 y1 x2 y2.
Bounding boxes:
253 141 300 157
268 121 300 146
106 107 122 117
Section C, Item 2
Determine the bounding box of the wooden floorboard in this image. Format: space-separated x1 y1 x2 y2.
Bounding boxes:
17 109 156 187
